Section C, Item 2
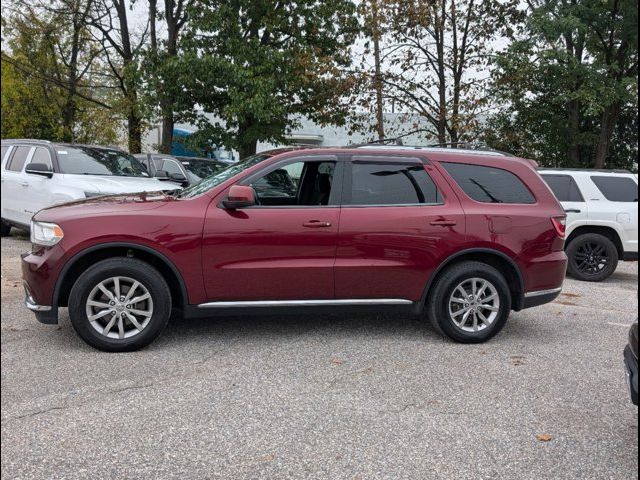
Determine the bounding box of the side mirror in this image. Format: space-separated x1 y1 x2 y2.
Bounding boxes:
25 163 53 178
223 185 256 209
169 172 187 182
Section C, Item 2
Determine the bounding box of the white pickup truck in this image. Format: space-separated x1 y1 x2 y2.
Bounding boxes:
540 169 638 281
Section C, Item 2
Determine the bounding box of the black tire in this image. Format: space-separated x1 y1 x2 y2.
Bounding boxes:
0 220 11 237
426 261 511 343
566 233 618 282
68 257 171 352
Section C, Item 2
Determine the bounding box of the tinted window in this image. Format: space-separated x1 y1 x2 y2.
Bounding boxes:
591 176 638 202
442 163 535 204
541 175 584 202
252 161 336 206
349 160 441 205
31 147 53 169
57 147 149 177
6 146 31 172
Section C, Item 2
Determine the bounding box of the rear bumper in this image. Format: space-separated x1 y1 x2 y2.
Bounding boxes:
624 345 638 406
521 287 562 309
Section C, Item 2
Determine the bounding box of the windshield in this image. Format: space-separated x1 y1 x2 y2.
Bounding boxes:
57 147 150 177
179 158 226 180
178 153 271 199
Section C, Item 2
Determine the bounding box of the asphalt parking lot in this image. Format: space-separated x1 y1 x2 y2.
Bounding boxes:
1 231 638 480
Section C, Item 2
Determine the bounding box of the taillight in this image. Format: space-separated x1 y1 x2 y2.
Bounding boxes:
551 216 566 238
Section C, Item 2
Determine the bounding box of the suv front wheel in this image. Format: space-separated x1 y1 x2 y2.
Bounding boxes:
68 258 171 352
427 262 511 343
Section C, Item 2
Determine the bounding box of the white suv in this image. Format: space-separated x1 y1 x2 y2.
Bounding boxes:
1 139 180 235
540 169 638 281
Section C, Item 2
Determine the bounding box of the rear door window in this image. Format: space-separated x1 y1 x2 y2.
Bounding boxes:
541 174 584 202
6 146 32 172
346 157 441 206
442 162 535 204
591 176 638 202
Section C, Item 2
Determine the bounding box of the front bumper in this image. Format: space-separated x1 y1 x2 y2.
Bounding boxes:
624 344 638 406
24 286 58 324
22 247 63 325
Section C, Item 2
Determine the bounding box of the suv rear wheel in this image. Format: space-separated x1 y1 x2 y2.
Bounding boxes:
427 262 511 343
1 220 11 237
566 233 618 282
68 258 171 352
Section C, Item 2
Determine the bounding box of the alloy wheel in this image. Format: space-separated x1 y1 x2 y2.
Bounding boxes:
448 277 500 333
574 241 609 277
85 276 154 339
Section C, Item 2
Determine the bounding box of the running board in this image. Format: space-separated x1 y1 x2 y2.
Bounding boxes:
197 299 413 308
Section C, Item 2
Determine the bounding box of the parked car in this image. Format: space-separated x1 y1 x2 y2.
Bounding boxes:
133 153 192 187
1 140 181 235
174 156 227 181
539 169 638 281
22 147 568 351
624 322 638 406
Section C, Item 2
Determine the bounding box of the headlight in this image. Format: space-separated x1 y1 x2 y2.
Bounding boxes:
84 191 105 198
30 221 64 246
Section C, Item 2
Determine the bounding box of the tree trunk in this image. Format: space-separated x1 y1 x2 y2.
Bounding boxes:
160 110 174 154
61 95 76 142
593 102 621 169
127 111 142 154
238 139 258 159
371 0 385 139
566 100 581 166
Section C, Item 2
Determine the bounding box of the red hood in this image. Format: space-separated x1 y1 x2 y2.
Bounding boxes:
34 192 177 223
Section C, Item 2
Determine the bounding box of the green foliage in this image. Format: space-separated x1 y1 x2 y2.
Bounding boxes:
175 0 359 156
1 4 119 145
485 0 638 169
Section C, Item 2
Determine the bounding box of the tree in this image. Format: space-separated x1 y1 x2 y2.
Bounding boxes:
177 0 359 158
1 1 118 144
142 0 189 153
89 0 148 153
368 0 521 144
486 0 638 168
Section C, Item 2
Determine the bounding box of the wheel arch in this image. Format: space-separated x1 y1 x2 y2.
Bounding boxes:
566 225 624 258
54 242 188 311
419 248 525 312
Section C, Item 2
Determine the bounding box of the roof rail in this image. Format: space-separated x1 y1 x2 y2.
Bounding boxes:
537 167 633 174
350 128 431 147
1 138 52 144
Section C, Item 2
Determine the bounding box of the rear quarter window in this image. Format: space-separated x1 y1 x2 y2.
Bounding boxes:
442 162 535 204
590 176 638 202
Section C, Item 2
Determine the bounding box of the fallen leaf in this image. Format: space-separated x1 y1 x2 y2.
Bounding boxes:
536 434 553 442
331 358 344 365
261 454 275 462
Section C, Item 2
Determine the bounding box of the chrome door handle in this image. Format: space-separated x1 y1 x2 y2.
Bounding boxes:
303 220 332 228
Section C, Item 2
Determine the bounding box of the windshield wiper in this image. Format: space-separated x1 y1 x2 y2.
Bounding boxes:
469 179 503 203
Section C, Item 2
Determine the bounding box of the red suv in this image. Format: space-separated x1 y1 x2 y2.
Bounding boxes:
22 147 568 351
